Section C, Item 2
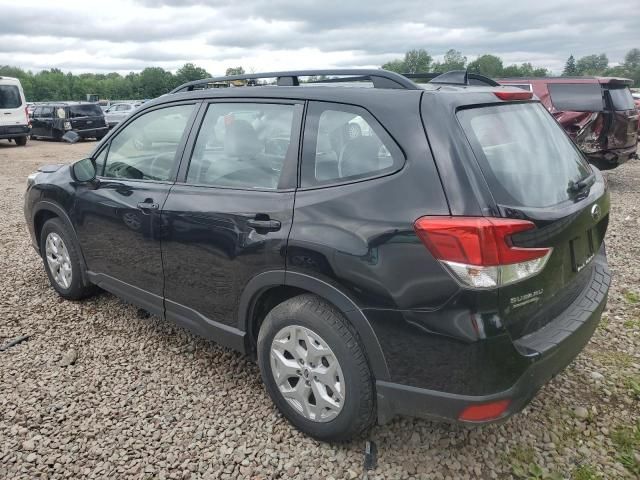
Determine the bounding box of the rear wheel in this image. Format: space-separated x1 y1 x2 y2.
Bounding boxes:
257 294 375 441
39 218 96 300
14 136 27 146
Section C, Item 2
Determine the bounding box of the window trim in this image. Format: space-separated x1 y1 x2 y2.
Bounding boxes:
298 100 406 190
175 98 304 192
92 100 200 184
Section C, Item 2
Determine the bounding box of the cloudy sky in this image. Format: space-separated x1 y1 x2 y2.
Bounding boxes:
1 0 638 75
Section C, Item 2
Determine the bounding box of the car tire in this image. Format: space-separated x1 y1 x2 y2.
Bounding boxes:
257 294 375 442
39 218 96 300
15 136 27 146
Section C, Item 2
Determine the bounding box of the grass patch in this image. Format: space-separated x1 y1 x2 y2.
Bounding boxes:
623 290 639 304
611 421 640 476
573 464 601 480
597 314 609 331
623 317 640 329
592 350 634 368
625 376 640 400
509 445 563 480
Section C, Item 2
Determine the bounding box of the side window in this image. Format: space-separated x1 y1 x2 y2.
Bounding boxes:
41 107 53 118
33 107 42 117
186 102 298 190
103 104 194 181
301 102 404 187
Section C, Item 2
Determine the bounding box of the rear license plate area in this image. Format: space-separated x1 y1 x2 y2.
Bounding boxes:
570 230 595 272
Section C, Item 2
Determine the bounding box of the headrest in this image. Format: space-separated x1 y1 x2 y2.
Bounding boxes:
224 119 261 158
339 136 381 178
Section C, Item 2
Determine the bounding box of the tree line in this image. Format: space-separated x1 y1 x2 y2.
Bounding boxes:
1 48 638 102
382 48 640 85
0 64 246 102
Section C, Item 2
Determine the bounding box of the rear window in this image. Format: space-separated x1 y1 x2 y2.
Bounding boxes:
458 103 591 208
0 85 21 109
69 104 103 118
548 83 604 112
606 87 635 111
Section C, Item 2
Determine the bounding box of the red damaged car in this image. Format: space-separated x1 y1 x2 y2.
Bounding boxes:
498 77 638 169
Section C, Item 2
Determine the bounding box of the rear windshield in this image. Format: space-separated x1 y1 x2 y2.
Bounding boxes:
458 103 591 208
69 104 103 117
548 83 604 112
606 87 635 110
0 85 21 109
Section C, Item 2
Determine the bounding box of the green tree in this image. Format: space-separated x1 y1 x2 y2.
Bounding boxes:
562 55 578 76
381 58 405 73
382 49 432 74
441 49 467 70
175 63 210 87
138 67 173 98
225 66 245 76
575 53 608 75
467 54 504 77
403 49 432 73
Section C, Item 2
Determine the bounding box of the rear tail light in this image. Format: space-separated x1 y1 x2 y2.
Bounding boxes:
494 90 533 101
459 399 511 422
414 216 552 289
25 106 30 125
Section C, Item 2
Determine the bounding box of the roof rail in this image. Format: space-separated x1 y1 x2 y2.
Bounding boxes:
170 69 421 93
404 70 500 87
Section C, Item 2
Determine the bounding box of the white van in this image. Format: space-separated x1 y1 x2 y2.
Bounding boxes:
0 76 30 146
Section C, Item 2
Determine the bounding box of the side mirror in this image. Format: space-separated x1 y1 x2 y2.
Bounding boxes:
71 158 97 183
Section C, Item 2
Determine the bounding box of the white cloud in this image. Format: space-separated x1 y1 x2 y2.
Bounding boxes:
0 0 637 75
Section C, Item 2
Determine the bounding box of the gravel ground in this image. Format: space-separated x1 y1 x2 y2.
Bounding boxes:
1 139 638 480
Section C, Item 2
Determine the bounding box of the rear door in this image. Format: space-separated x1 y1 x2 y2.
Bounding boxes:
602 84 638 150
161 100 302 334
0 81 26 128
457 102 609 339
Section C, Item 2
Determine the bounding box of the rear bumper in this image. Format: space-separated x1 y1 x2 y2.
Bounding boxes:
75 126 108 138
376 254 610 425
0 124 30 139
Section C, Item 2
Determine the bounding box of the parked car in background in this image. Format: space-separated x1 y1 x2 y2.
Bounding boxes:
0 76 30 146
24 69 611 442
30 103 108 141
497 77 638 169
104 102 139 128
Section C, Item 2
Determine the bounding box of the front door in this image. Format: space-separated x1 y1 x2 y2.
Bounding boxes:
161 100 302 336
71 102 197 316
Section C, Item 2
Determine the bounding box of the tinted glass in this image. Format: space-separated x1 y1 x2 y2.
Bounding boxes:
607 87 635 110
0 85 21 109
103 104 194 181
187 103 296 189
41 107 53 118
548 83 604 112
69 104 103 117
458 103 591 208
301 103 403 187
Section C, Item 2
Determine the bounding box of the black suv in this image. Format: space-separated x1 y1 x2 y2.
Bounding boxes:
30 103 108 141
24 70 610 441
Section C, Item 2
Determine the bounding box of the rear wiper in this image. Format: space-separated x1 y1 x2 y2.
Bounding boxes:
568 173 595 193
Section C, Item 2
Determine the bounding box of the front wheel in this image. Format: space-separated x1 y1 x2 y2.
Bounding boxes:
39 218 96 300
257 294 375 442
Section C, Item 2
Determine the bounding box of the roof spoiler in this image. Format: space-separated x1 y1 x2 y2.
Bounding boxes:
404 70 499 87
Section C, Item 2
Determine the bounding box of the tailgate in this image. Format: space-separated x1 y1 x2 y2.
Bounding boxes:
457 101 610 339
604 85 638 150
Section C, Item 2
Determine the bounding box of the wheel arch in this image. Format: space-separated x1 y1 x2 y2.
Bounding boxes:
238 270 390 381
32 201 91 287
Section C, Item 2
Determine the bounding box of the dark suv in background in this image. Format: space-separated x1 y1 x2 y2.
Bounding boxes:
24 70 610 441
30 102 108 141
497 77 638 169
